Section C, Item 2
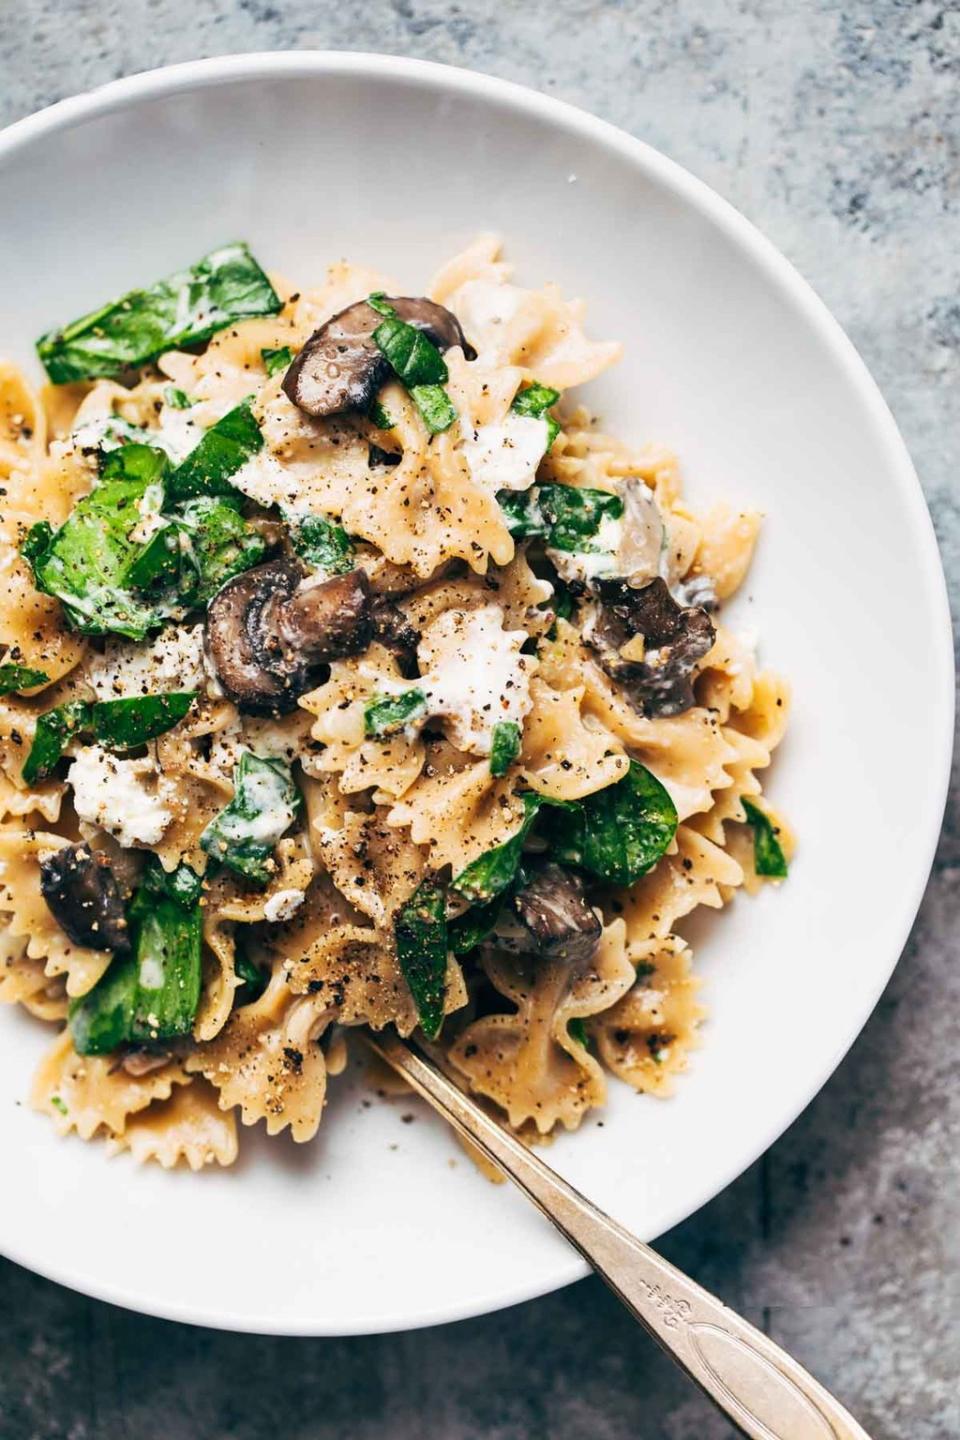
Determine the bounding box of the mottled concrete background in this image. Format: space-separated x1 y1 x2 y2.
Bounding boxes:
1 3 958 1437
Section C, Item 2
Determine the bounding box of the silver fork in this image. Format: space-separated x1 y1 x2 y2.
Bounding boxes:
366 1031 872 1440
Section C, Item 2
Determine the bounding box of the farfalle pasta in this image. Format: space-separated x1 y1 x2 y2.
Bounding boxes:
0 237 789 1168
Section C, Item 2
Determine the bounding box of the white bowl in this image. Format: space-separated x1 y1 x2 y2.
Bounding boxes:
0 52 952 1336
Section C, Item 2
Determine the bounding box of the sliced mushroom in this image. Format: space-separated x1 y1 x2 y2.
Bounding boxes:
39 844 130 953
206 559 374 714
496 863 601 965
283 296 475 419
584 575 715 717
369 592 421 671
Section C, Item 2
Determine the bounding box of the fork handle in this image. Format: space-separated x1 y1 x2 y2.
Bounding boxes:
370 1033 873 1440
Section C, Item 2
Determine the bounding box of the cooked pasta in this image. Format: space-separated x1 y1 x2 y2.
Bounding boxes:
0 237 790 1168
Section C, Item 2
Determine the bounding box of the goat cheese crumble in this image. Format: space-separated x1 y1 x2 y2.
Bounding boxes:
417 604 536 755
85 625 208 701
263 887 307 924
461 411 549 496
67 745 174 849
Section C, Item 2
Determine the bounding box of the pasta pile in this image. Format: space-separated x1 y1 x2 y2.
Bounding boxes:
0 236 790 1170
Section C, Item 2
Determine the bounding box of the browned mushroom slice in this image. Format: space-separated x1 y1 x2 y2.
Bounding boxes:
282 296 475 418
368 592 420 669
497 863 601 965
39 843 131 953
206 559 374 714
585 575 715 717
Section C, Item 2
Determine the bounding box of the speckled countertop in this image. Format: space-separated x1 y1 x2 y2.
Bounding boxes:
1 4 958 1437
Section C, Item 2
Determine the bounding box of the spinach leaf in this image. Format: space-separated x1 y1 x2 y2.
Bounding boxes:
22 691 195 783
138 856 204 907
164 386 193 410
369 294 458 434
497 482 622 554
288 514 355 576
0 664 48 694
549 760 677 886
21 522 54 568
70 868 202 1055
394 878 448 1039
174 497 266 605
741 797 788 878
22 700 91 785
367 293 397 318
90 692 196 750
373 315 448 388
37 242 282 384
234 946 268 1006
410 383 457 434
489 721 521 777
261 345 293 378
451 793 543 904
447 894 504 955
364 688 427 738
200 751 301 885
568 1017 590 1048
167 399 263 501
369 400 395 430
538 483 623 553
127 495 266 607
497 488 547 541
512 381 561 447
24 443 168 640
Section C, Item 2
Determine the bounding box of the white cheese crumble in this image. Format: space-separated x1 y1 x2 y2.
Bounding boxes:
461 411 549 496
417 604 536 756
85 625 208 701
263 887 306 924
67 745 174 849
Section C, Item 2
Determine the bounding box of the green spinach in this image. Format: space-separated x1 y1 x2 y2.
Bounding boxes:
261 345 293 378
38 243 282 384
200 751 301 885
23 443 169 640
22 690 196 783
394 878 448 1039
166 399 263 501
489 721 521 777
22 701 91 785
368 294 458 435
69 858 203 1055
288 514 355 576
363 688 428 738
511 381 561 447
549 760 677 886
0 664 48 694
741 797 788 878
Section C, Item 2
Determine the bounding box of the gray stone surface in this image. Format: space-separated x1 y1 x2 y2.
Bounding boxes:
1 3 958 1436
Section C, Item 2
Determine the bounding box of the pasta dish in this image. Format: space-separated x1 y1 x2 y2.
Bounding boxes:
0 236 790 1170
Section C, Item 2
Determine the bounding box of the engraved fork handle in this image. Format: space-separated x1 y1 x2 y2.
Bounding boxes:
367 1032 873 1440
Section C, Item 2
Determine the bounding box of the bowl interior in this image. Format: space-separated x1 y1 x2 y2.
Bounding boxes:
0 55 951 1335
